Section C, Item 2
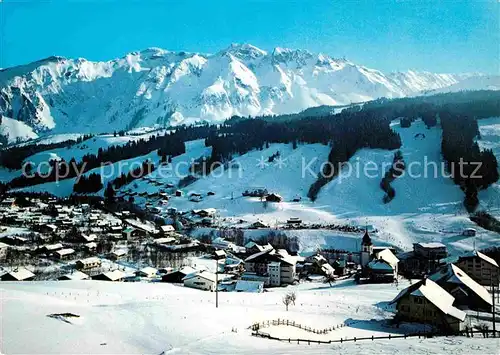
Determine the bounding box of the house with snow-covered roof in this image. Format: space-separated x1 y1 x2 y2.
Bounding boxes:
429 264 492 312
413 242 447 260
390 278 466 333
58 270 90 281
182 270 218 291
244 247 297 286
92 270 125 282
366 248 400 282
1 267 35 281
75 257 102 270
455 250 499 286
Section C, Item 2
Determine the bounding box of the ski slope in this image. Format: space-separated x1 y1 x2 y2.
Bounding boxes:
478 116 500 217
1 279 498 355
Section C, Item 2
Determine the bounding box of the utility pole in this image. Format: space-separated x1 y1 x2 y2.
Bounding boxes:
215 258 218 308
492 273 496 335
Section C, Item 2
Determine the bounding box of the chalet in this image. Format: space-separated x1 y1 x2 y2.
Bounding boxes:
167 207 178 215
455 250 499 286
195 208 216 218
175 190 183 197
109 226 122 233
286 217 302 225
109 249 127 260
55 248 75 260
123 227 139 240
413 242 447 260
154 237 176 246
332 259 347 276
265 193 283 203
92 270 125 282
244 247 296 286
161 266 197 283
366 248 399 282
305 254 329 275
84 242 97 251
183 270 217 291
0 242 8 261
58 271 90 281
250 221 269 229
0 235 28 246
1 267 35 281
80 234 97 243
214 249 227 259
39 224 58 234
166 183 175 188
390 278 466 333
0 197 15 207
242 188 267 197
189 193 202 202
245 241 273 255
462 228 476 237
135 267 158 278
39 243 63 254
160 225 175 235
429 264 492 312
75 257 102 270
207 191 215 196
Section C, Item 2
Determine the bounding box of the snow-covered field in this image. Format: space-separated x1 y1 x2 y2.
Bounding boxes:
1 279 498 355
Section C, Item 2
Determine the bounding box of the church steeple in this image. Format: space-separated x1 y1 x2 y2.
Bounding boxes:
360 228 373 268
362 227 372 246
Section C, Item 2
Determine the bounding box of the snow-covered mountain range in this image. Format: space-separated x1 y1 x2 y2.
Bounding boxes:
0 43 498 142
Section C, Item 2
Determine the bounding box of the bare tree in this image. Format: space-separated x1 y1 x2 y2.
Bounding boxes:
282 291 297 311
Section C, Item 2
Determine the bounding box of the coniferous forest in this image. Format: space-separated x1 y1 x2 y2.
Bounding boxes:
1 90 498 209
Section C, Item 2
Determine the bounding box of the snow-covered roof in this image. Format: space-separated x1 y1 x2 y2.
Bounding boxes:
244 247 274 262
321 263 335 275
416 242 446 249
179 266 197 275
111 249 127 257
56 248 75 256
376 248 399 267
410 279 466 321
78 257 101 265
4 267 35 281
84 242 97 249
138 267 158 276
43 243 63 251
367 259 394 272
214 250 226 258
235 280 263 292
154 237 176 244
182 270 217 283
429 264 492 306
160 225 175 232
60 271 89 280
460 250 498 268
101 270 125 281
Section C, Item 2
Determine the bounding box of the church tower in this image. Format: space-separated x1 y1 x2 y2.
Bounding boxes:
360 228 373 267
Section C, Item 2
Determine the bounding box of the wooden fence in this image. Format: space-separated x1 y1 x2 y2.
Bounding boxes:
251 329 500 345
251 318 344 334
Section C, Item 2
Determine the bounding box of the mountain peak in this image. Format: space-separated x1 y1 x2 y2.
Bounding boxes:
219 43 267 60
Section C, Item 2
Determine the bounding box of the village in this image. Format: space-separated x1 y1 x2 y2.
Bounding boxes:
0 192 499 342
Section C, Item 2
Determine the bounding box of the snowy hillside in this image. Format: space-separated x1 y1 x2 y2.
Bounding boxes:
1 279 498 355
0 44 495 139
10 117 500 255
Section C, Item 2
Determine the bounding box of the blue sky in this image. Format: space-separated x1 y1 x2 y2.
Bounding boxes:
0 0 498 73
